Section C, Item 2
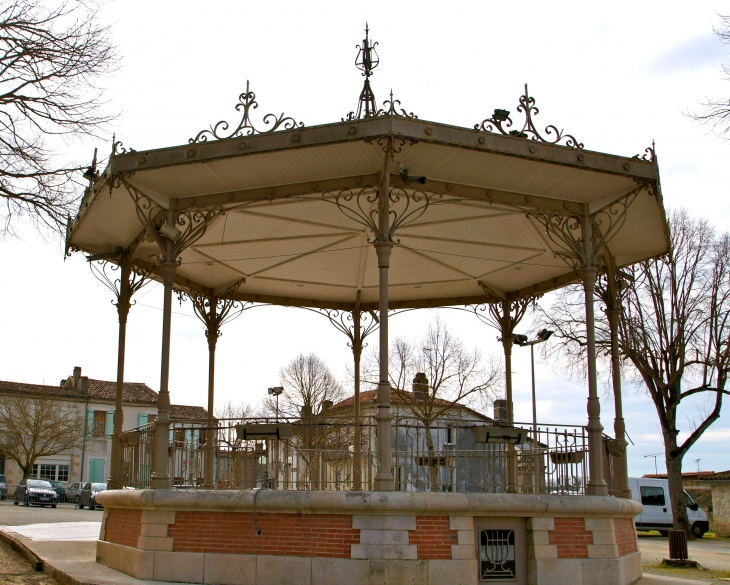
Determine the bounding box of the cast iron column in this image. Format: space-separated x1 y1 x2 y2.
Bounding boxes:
108 261 131 490
151 209 176 488
352 307 363 490
204 299 218 489
581 212 607 496
501 309 518 493
606 260 630 498
373 160 395 491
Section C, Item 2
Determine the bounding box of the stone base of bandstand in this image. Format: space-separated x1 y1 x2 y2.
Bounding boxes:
94 490 642 585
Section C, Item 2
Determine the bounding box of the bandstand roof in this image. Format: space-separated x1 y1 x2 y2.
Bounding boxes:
67 60 668 311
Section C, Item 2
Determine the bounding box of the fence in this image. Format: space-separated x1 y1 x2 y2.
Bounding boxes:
120 415 591 495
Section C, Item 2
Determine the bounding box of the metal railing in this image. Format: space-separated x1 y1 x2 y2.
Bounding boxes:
120 416 590 495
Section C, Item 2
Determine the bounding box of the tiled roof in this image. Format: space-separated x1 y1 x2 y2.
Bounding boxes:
697 470 730 482
0 379 158 404
170 404 208 421
642 472 716 479
330 389 492 421
0 378 207 420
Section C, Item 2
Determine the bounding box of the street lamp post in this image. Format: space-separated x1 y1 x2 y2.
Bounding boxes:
268 387 284 423
514 329 553 493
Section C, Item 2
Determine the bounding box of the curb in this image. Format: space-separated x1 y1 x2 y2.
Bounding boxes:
0 529 43 571
0 529 95 585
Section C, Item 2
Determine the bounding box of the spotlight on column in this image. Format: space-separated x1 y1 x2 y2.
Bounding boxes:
158 222 182 242
399 168 427 185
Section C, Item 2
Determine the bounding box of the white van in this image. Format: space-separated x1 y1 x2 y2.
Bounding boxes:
629 477 709 538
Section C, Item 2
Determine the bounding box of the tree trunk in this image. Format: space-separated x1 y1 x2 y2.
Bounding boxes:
664 435 692 539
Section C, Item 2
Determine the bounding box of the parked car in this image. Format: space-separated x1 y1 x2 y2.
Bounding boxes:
64 482 82 503
13 479 58 508
78 482 107 510
48 480 66 502
0 474 7 500
629 477 709 538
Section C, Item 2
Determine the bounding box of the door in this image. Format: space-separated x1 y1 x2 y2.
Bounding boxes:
88 458 105 483
639 484 671 529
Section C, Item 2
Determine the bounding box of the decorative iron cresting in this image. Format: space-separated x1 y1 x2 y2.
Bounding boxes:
189 81 304 143
323 185 442 243
633 141 656 162
344 25 418 121
475 84 584 149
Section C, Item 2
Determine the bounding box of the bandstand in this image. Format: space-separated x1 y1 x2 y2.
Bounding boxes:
67 29 665 585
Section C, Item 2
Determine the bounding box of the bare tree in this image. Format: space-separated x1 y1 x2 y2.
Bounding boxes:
263 353 345 419
362 317 501 488
0 390 87 481
0 0 118 235
537 209 730 537
363 316 501 421
688 14 730 138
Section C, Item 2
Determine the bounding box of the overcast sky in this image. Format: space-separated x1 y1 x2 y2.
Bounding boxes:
1 0 729 477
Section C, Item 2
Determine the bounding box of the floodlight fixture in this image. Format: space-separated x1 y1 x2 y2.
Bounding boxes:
268 387 284 396
536 329 554 342
158 222 182 242
512 333 528 345
493 109 510 122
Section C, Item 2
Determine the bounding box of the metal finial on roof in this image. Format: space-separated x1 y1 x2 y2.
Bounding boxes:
345 24 380 120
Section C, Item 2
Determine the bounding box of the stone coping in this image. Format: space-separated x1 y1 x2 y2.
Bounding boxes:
96 489 641 518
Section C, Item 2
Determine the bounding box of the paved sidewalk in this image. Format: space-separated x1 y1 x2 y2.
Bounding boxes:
0 524 716 585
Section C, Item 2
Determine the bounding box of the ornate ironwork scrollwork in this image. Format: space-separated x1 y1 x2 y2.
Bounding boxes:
90 256 152 309
122 178 225 260
364 134 418 155
305 307 380 350
177 280 251 339
475 84 584 149
189 81 303 143
529 186 642 270
324 185 441 243
381 91 417 119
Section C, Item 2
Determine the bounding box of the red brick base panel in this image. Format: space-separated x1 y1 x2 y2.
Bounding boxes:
411 515 458 559
548 517 593 559
167 511 359 558
615 518 637 556
104 508 142 548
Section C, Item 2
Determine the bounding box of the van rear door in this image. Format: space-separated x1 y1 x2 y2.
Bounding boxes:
638 484 672 530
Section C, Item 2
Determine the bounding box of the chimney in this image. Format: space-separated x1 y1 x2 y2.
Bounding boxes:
79 377 89 392
412 372 429 404
493 399 508 422
320 400 333 413
73 366 81 388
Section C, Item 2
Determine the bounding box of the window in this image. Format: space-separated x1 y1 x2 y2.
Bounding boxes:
93 410 107 437
476 517 527 585
30 463 69 481
641 486 666 506
39 464 55 480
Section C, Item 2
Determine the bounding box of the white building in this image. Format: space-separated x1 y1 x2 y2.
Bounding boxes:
0 366 206 486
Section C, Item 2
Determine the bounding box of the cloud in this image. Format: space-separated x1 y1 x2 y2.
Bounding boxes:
647 33 727 75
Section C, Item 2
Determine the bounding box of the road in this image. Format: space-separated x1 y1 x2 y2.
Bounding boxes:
0 501 103 527
638 532 730 571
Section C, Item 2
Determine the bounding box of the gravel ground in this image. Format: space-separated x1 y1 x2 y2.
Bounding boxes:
0 538 59 585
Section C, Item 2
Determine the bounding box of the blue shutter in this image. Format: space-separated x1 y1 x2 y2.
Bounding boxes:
106 411 114 438
138 413 148 427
